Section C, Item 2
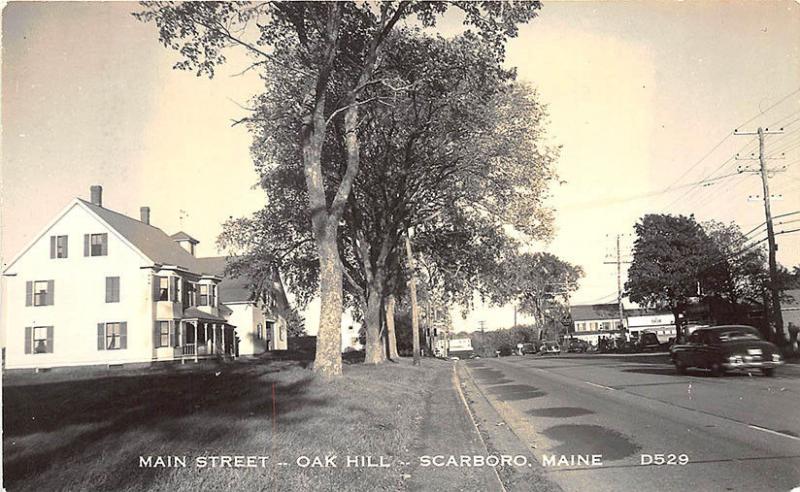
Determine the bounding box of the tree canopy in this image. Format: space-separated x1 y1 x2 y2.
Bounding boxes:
137 1 544 375
625 213 720 339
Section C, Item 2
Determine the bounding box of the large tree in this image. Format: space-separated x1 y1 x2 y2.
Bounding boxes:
625 214 719 341
701 220 767 313
227 29 557 365
137 1 542 376
337 32 557 363
483 251 583 330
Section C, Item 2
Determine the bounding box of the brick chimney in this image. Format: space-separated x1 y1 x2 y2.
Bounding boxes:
140 206 151 225
90 185 103 207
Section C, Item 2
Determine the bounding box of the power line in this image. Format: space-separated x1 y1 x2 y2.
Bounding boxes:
736 87 800 130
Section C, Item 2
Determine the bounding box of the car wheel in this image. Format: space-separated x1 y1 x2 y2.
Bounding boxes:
675 360 687 375
710 362 724 377
762 368 775 377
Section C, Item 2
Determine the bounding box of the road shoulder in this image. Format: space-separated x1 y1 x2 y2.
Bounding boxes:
456 363 563 492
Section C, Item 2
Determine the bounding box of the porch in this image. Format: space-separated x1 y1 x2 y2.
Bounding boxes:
154 309 237 363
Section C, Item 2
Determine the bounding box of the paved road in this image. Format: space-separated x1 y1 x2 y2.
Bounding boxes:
462 354 800 492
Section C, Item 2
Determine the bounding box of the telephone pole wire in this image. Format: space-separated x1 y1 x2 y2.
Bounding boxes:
735 126 786 346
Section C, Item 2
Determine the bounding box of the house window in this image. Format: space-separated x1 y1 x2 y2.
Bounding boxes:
210 284 217 307
97 322 127 350
25 326 54 354
35 281 49 306
106 322 122 350
198 284 209 306
84 233 108 256
106 277 120 303
50 235 68 258
27 280 54 307
184 283 196 307
157 276 169 301
157 321 171 347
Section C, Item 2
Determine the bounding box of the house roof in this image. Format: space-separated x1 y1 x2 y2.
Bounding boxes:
170 231 199 244
570 303 621 322
193 256 255 303
79 199 207 272
182 306 229 323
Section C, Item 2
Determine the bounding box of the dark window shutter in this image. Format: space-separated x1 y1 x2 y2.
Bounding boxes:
153 321 160 348
120 322 127 349
170 321 177 348
114 277 120 302
24 327 32 354
152 276 160 301
101 233 108 256
63 236 68 258
46 326 54 353
84 234 90 256
25 281 32 306
106 277 112 302
97 323 105 350
47 280 54 305
50 236 56 259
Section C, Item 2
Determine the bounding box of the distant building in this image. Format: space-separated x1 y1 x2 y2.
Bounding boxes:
569 303 623 346
1 185 288 370
440 337 473 358
625 309 676 343
569 304 676 345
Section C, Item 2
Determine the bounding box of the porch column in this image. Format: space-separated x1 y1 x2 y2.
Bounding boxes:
205 323 209 354
222 325 226 356
213 324 218 355
194 322 199 363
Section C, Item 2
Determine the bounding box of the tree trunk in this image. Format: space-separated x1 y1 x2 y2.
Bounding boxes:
314 228 344 377
386 294 399 360
364 275 387 364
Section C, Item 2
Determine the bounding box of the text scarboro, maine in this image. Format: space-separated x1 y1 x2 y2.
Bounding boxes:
139 454 534 469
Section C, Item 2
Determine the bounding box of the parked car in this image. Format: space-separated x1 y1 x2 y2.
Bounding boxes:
520 342 538 355
638 332 662 352
566 339 589 353
539 342 561 355
670 325 783 377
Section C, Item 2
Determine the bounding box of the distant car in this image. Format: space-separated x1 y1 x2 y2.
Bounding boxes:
670 325 783 377
540 342 561 355
638 332 662 352
520 343 538 355
566 339 589 353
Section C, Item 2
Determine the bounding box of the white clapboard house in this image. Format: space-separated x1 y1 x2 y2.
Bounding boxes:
1 186 288 370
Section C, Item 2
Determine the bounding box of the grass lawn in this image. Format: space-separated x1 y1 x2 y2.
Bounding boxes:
3 356 447 491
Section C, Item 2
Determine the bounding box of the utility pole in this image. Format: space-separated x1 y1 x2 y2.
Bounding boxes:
603 234 630 339
735 126 786 346
404 229 421 365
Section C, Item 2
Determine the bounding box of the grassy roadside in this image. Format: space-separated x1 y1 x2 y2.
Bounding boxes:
3 357 450 491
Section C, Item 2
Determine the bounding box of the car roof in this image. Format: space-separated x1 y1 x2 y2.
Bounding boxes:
696 325 759 332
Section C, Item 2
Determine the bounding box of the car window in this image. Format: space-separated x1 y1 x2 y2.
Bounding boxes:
716 328 762 342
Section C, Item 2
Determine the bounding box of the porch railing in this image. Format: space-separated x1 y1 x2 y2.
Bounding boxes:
182 343 196 356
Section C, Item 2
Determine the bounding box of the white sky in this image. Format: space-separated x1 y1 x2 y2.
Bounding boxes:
2 2 799 334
